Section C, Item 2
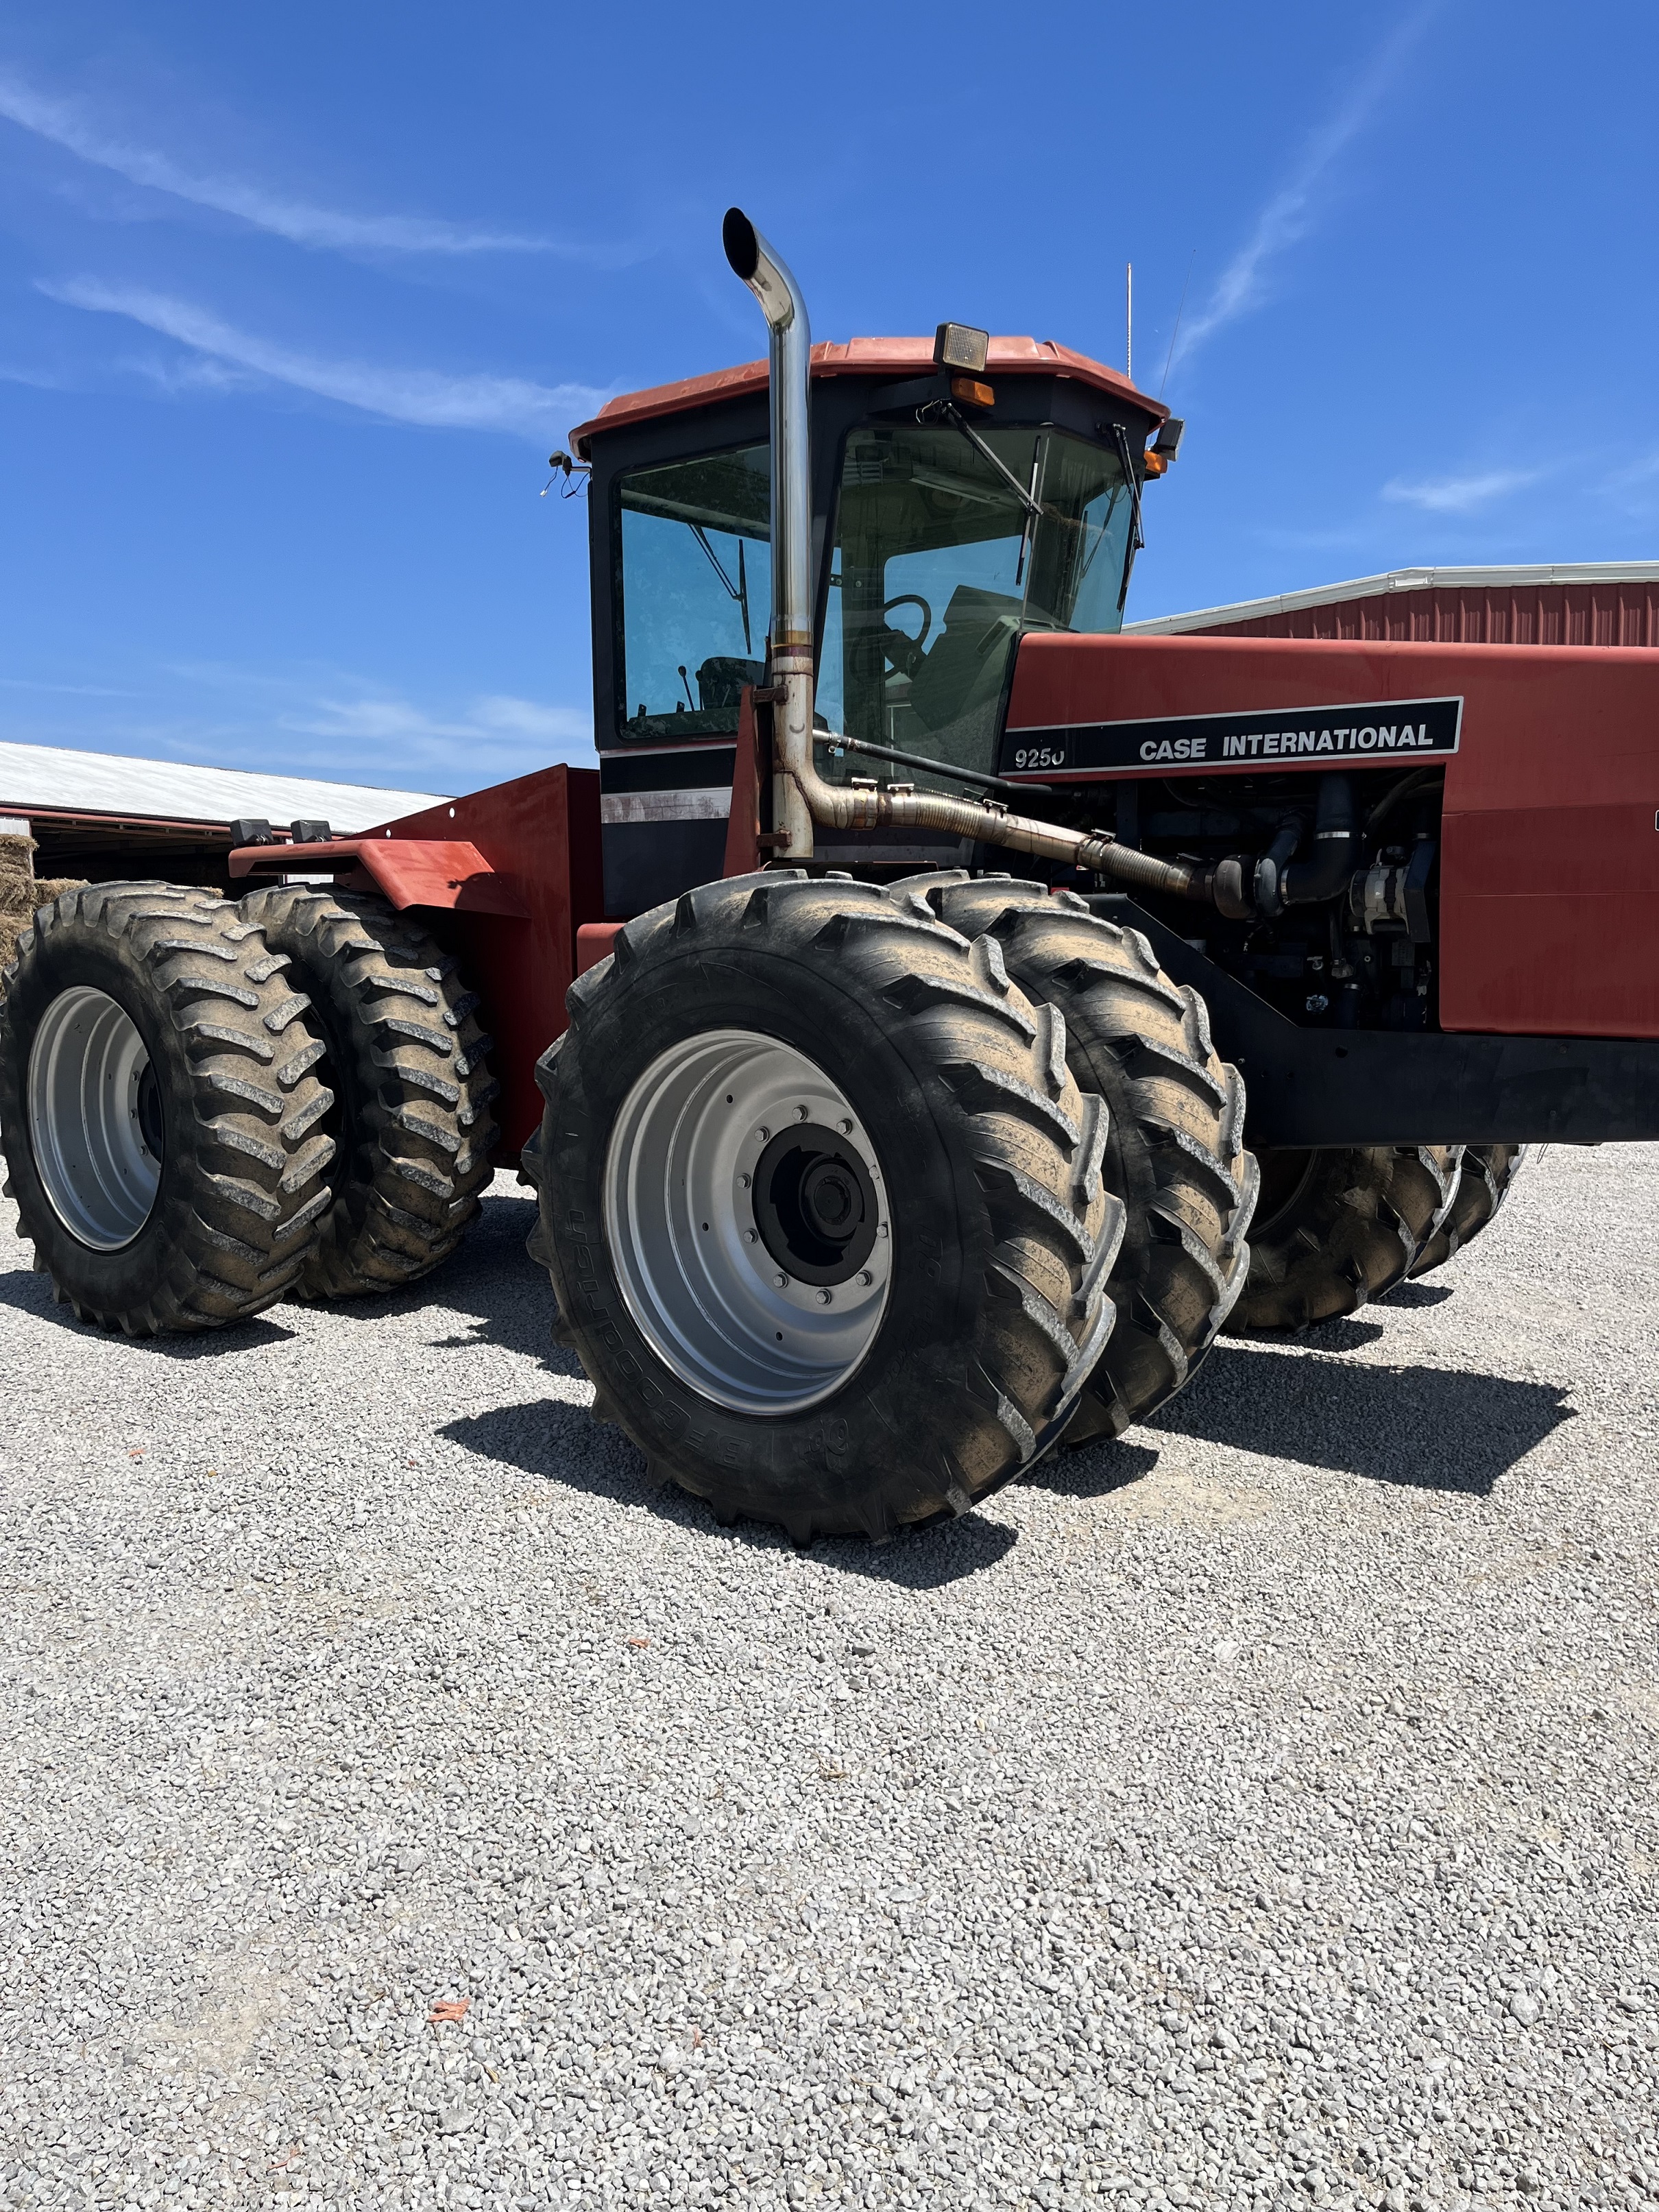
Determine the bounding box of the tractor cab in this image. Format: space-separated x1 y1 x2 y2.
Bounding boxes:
569 338 1170 912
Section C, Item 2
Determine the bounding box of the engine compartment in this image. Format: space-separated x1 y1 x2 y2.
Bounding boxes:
1041 760 1447 1033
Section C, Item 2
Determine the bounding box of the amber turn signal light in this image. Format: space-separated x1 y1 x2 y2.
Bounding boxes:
1142 450 1168 478
950 375 995 410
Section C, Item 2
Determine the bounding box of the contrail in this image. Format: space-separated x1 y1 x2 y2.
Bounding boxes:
0 68 565 255
1172 7 1438 372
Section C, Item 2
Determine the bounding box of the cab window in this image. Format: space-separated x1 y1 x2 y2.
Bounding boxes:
614 444 771 741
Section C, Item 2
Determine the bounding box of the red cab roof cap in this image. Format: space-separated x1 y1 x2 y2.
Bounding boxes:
568 336 1166 459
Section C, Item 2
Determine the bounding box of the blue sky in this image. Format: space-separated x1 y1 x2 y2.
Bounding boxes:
1 1 1656 797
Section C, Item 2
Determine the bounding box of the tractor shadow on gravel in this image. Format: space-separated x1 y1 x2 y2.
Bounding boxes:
294 1191 588 1375
1026 1436 1161 1502
422 1201 1019 1584
440 1391 1021 1586
1379 1279 1458 1309
0 1188 570 1367
442 1388 1021 1583
0 1259 301 1352
1140 1338 1575 1496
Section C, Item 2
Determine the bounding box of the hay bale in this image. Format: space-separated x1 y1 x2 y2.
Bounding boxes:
0 834 85 984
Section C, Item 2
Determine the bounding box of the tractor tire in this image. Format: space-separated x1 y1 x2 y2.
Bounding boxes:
237 885 499 1298
533 871 1122 1541
1407 1142 1528 1279
925 876 1257 1442
1226 1144 1459 1334
0 882 335 1332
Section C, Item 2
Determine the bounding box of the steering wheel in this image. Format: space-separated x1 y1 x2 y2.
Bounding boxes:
880 592 933 679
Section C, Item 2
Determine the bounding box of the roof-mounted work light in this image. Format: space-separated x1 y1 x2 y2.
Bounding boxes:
933 322 989 374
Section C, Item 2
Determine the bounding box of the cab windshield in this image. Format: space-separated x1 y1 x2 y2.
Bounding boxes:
611 421 1133 749
818 422 1133 778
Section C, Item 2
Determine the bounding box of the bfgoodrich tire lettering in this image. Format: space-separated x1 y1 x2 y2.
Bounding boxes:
0 882 335 1332
533 871 1122 1541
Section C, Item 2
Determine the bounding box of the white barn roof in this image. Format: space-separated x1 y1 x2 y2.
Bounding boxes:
0 739 449 834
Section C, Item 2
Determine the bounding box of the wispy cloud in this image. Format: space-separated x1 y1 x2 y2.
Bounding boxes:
40 277 608 440
0 69 562 255
0 675 135 697
1382 467 1542 514
1173 7 1438 370
289 693 592 752
1598 449 1659 514
0 653 595 785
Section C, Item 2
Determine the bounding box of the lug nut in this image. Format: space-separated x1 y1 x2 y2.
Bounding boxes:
818 1288 834 1305
774 1273 789 1288
756 1126 770 1142
858 1269 874 1286
838 1118 853 1135
744 1229 758 1243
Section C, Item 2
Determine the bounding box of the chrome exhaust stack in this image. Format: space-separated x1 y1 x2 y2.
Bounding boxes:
722 207 1211 904
722 208 816 861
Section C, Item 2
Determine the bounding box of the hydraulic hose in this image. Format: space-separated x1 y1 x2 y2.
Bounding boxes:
1252 813 1303 916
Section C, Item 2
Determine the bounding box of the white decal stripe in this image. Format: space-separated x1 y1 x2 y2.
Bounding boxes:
600 788 734 826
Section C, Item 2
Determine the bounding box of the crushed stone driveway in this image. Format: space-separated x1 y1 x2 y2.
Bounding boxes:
1 1149 1656 2212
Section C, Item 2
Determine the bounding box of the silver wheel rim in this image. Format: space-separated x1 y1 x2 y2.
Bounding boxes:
27 985 163 1250
603 1028 893 1415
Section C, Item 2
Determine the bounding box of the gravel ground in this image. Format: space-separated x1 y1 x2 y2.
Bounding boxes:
1 1146 1656 2212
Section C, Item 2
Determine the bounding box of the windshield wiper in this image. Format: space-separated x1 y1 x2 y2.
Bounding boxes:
1105 422 1146 612
917 399 1044 522
818 730 1050 799
691 525 753 655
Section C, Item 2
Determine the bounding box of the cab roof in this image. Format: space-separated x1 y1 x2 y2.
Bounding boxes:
568 336 1167 459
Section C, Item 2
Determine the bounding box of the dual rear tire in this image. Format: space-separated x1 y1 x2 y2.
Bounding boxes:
1 881 497 1332
1226 1140 1522 1333
235 887 498 1297
925 880 1257 1442
0 885 337 1330
533 871 1124 1540
1408 1142 1527 1279
532 870 1259 1536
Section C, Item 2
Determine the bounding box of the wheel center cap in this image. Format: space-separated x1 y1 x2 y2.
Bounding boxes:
752 1122 879 1286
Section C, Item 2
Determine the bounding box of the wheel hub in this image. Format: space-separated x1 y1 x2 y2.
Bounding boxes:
27 985 164 1251
753 1122 878 1285
603 1029 892 1415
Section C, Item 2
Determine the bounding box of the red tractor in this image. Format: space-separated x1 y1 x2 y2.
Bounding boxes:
4 212 1655 1540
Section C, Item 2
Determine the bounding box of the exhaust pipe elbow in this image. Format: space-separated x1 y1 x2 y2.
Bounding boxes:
723 209 803 335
